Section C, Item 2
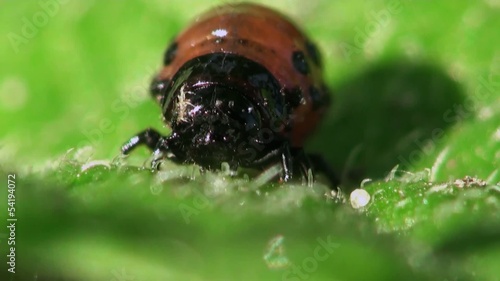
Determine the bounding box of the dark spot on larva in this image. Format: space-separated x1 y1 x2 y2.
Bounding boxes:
163 42 178 65
305 40 321 67
286 87 305 108
150 77 170 104
321 83 332 106
309 86 323 110
292 51 309 75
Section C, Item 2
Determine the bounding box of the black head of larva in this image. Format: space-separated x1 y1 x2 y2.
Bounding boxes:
156 53 286 169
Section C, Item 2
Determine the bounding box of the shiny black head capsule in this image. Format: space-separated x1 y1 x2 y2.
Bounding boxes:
157 53 285 168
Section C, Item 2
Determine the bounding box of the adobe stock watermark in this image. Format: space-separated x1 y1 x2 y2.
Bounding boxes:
77 65 157 150
111 267 136 281
339 0 411 62
7 0 71 53
176 169 240 223
282 235 340 281
397 54 500 169
178 188 216 224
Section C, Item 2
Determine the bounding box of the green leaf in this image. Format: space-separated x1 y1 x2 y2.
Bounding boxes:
1 0 499 280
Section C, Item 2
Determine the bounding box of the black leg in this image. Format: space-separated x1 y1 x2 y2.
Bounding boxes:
307 153 340 187
254 144 319 184
121 128 172 170
280 143 294 182
291 148 314 184
121 128 165 155
150 148 165 170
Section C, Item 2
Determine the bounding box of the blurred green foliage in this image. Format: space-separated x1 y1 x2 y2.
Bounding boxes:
0 0 499 280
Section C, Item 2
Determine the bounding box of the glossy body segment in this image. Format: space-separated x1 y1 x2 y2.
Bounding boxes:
160 53 289 169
